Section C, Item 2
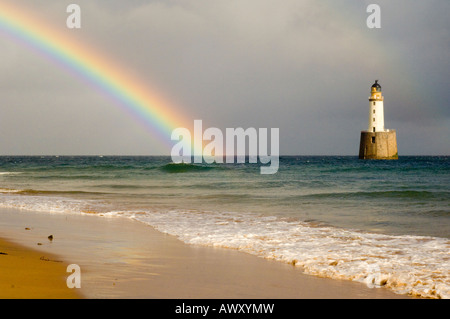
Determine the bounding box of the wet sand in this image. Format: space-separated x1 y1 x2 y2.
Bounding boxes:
0 208 409 299
0 237 81 299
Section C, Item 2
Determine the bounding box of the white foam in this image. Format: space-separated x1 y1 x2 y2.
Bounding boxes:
118 209 450 299
1 193 448 299
0 172 22 175
0 188 22 193
0 193 100 215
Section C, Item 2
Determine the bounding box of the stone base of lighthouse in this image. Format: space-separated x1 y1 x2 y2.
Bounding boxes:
359 130 398 160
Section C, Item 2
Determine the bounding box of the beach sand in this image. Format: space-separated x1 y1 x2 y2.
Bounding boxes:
0 208 409 299
0 237 81 299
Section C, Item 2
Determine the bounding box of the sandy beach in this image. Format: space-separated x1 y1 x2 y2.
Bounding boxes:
0 207 409 299
0 237 81 299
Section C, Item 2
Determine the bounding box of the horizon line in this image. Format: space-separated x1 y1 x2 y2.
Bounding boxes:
0 154 448 157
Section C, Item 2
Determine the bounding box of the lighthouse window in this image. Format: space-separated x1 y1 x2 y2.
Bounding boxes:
373 110 376 114
373 102 376 105
373 118 375 122
372 136 376 143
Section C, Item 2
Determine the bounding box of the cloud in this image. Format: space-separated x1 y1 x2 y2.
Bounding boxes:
0 0 448 155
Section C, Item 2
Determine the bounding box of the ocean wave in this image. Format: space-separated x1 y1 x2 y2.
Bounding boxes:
1 192 448 299
0 193 106 214
0 172 23 176
117 210 450 299
298 190 449 201
159 163 217 173
0 188 107 196
0 188 22 193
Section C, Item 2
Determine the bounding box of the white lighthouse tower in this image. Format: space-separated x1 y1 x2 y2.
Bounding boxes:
359 80 398 159
368 80 385 132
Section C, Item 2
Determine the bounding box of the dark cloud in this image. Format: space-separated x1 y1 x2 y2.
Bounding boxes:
0 0 448 155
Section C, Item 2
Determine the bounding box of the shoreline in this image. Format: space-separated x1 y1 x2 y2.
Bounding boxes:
0 208 410 299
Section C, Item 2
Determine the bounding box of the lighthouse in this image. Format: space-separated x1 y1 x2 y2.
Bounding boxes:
359 80 398 159
368 80 385 132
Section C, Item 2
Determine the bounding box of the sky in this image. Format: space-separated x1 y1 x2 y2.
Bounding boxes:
0 0 448 155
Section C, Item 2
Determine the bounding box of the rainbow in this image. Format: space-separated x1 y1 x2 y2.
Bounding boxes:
0 2 198 154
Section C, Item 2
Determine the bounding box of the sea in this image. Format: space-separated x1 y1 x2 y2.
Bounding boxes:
0 155 448 298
